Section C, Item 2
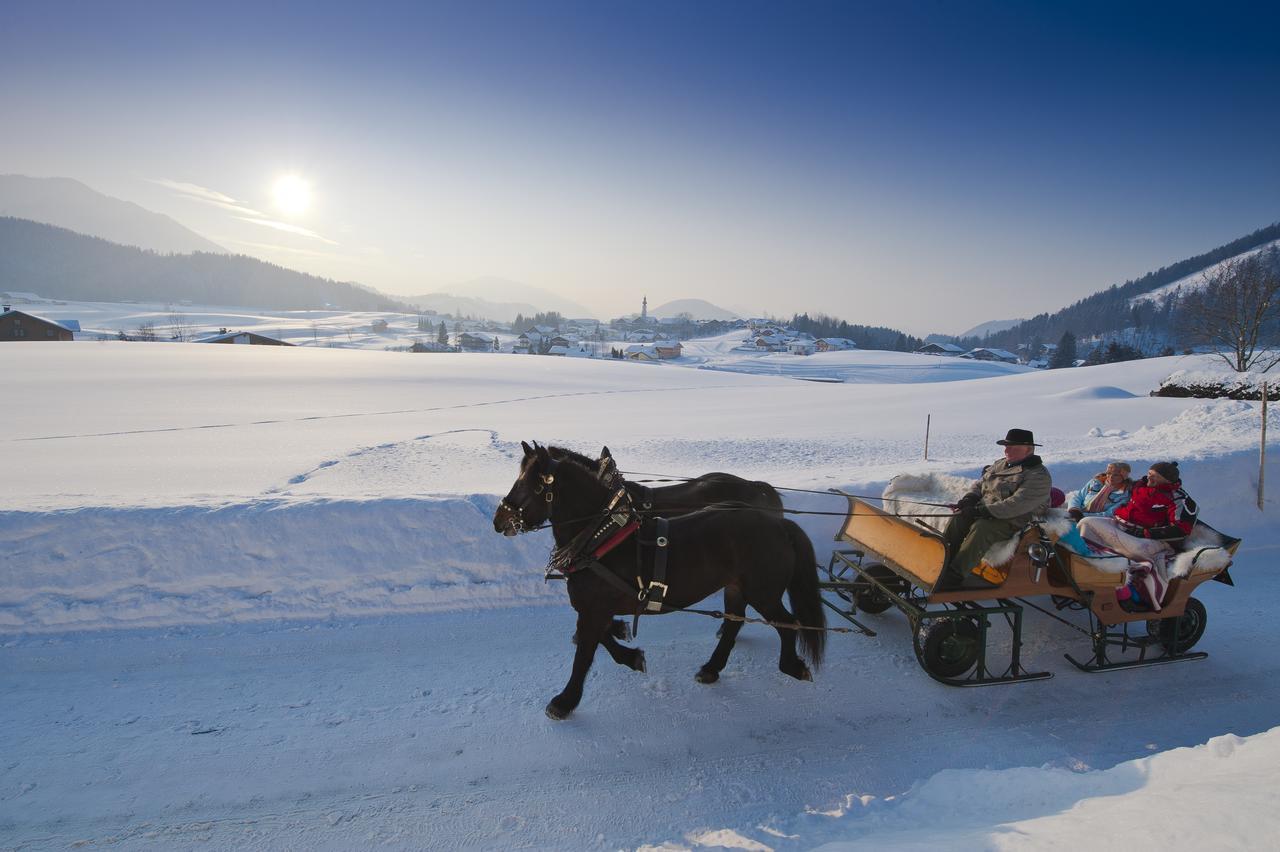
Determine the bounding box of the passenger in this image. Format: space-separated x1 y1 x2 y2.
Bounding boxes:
940 428 1053 589
1065 462 1133 521
1077 461 1197 587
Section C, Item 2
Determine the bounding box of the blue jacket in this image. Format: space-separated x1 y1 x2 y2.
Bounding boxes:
1066 474 1131 516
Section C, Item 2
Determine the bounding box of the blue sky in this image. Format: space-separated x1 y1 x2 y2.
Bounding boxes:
2 0 1278 332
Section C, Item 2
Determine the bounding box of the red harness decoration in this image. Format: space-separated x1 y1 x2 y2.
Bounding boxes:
591 520 640 560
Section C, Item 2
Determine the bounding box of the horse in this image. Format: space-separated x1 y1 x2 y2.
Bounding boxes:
548 445 784 644
494 441 826 720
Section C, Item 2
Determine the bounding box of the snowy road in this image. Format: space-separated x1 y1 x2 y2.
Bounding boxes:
5 558 1278 850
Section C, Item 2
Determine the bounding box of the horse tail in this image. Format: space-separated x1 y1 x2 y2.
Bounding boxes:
783 520 826 670
754 480 785 515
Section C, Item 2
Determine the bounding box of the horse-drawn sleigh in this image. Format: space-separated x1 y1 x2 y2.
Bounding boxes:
821 490 1241 686
493 443 1241 717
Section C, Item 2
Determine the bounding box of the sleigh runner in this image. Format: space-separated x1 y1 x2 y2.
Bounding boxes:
821 491 1241 686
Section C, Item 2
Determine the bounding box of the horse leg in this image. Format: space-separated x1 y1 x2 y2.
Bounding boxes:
547 609 611 720
601 631 646 673
696 588 746 684
756 599 811 681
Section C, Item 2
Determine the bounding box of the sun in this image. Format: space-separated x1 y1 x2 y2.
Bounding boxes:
272 174 312 216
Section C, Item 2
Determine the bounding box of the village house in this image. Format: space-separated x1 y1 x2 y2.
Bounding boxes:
458 332 495 352
788 339 816 355
0 306 75 341
652 340 682 359
962 347 1019 363
198 328 294 346
624 344 660 361
815 337 857 352
915 342 964 356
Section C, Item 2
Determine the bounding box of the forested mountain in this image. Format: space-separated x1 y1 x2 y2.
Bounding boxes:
790 312 924 351
972 222 1280 352
0 174 225 254
0 218 414 312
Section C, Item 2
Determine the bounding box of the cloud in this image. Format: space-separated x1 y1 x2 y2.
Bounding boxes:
220 237 363 265
235 217 340 245
151 177 338 245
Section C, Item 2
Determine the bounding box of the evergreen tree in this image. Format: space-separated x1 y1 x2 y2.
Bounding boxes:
1049 331 1077 369
437 321 448 345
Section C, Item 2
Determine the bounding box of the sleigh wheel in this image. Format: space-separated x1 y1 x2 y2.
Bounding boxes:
915 616 981 679
1148 597 1207 654
849 563 905 614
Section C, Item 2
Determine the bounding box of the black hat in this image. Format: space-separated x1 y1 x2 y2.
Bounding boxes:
997 428 1040 447
1150 461 1180 482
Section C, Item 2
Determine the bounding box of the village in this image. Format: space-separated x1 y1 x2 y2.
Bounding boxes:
1 293 1077 367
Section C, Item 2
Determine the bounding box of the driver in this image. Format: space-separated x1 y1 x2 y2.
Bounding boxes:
940 428 1052 589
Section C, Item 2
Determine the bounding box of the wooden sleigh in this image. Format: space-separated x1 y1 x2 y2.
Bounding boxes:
820 493 1240 686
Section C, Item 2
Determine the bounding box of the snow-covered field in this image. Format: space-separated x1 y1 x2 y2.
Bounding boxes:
2 334 1278 850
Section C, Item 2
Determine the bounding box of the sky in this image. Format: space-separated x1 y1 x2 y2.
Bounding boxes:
2 0 1278 334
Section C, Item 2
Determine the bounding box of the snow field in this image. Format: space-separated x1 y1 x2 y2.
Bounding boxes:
2 338 1279 850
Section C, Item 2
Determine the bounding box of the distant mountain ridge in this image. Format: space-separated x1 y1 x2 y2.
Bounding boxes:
409 277 594 321
0 174 225 254
0 218 413 312
651 298 737 320
959 318 1023 338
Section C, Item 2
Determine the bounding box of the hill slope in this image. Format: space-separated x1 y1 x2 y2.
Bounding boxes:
0 174 224 254
0 217 413 312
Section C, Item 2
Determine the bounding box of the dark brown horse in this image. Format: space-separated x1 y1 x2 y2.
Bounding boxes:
494 442 825 720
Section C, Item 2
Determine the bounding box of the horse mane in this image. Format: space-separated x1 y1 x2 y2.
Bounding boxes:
547 445 601 472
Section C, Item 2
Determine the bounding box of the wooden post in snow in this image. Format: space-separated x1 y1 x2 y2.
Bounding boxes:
1261 381 1269 511
924 414 931 461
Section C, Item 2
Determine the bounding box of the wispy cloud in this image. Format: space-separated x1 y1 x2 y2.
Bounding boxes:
151 178 338 245
221 237 363 265
235 217 340 245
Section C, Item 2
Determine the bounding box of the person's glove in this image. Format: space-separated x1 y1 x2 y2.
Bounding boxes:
956 493 980 509
1146 525 1183 540
973 504 993 520
1067 508 1084 521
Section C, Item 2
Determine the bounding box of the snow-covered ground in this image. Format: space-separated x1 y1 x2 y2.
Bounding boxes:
2 336 1278 850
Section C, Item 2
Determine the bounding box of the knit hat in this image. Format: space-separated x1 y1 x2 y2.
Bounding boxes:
1150 461 1180 482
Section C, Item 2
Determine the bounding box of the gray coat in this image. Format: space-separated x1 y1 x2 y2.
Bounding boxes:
966 455 1052 526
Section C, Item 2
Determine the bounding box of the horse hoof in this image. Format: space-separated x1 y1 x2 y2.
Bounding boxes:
633 650 647 674
799 667 813 682
694 668 719 684
545 700 572 721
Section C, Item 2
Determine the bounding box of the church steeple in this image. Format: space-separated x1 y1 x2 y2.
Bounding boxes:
642 295 648 319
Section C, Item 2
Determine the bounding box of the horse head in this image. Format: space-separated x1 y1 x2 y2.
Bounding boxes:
493 440 558 536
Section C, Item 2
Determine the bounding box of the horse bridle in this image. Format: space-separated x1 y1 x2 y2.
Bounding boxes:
499 457 559 533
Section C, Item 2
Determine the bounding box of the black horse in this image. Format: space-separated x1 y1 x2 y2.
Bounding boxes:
494 442 825 720
549 445 784 645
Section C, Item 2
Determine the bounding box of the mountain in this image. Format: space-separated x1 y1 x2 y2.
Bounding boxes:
0 217 413 312
408 293 542 323
409 277 594 320
0 174 225 254
971 221 1280 351
958 318 1023 338
650 298 737 320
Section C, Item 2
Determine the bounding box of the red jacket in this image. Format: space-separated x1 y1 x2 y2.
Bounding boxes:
1115 477 1197 539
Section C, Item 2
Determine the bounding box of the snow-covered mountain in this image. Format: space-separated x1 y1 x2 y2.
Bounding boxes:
650 297 738 320
410 276 593 320
958 317 1023 338
0 174 225 254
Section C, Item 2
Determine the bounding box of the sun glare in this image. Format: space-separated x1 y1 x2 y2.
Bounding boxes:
272 174 312 216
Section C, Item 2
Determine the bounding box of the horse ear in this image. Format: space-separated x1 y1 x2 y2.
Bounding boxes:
535 444 551 463
600 446 612 460
521 440 534 457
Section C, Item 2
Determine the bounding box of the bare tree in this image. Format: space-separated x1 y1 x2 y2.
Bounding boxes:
134 321 159 342
1178 246 1280 372
167 311 193 341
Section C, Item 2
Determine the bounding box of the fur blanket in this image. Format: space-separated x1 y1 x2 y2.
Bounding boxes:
880 472 1234 580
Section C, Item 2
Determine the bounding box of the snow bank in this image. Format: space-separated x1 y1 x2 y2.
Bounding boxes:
0 497 555 633
794 727 1280 851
